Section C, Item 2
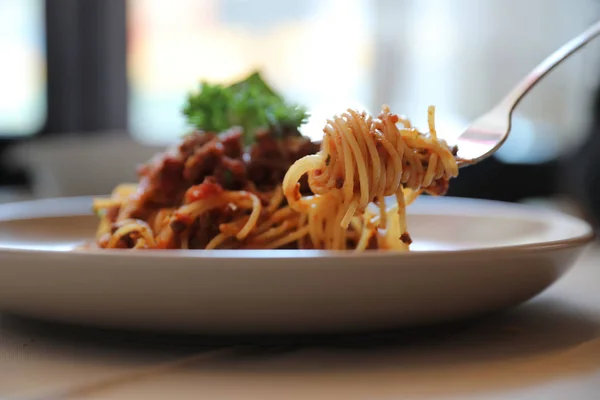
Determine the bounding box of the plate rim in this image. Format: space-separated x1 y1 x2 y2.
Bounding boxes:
0 195 594 260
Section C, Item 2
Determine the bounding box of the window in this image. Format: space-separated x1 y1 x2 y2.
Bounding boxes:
2 0 598 159
127 0 375 144
373 0 600 163
0 0 46 137
128 0 600 163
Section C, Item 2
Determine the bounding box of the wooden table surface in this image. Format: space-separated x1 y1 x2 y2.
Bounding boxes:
1 246 600 400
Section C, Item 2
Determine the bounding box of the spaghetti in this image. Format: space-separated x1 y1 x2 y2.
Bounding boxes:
282 105 458 250
93 106 458 251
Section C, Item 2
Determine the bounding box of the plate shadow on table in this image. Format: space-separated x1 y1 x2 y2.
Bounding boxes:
2 297 600 397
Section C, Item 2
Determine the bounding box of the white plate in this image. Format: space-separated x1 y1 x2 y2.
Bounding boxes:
0 196 593 334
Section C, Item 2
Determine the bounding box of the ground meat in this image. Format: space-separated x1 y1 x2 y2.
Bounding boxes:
251 132 281 160
183 138 225 183
121 155 188 220
188 212 221 249
400 232 413 245
184 177 224 203
366 234 379 249
247 134 319 190
127 129 320 216
142 156 186 204
183 133 247 189
219 128 243 159
178 131 217 158
120 234 136 248
291 138 320 160
425 178 450 196
214 157 247 190
169 219 188 233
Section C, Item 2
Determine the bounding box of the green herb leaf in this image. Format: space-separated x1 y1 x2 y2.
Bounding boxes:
222 169 234 189
183 71 309 145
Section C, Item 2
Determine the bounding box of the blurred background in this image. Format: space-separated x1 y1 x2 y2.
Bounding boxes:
1 0 600 228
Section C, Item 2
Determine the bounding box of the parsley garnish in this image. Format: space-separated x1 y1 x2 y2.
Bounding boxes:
223 169 234 189
183 71 309 145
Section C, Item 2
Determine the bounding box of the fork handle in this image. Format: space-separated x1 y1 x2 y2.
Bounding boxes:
499 19 600 114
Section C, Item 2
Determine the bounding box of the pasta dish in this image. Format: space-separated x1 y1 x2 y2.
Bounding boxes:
93 73 458 251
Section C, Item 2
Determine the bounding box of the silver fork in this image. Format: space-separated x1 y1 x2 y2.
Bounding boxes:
455 19 600 167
